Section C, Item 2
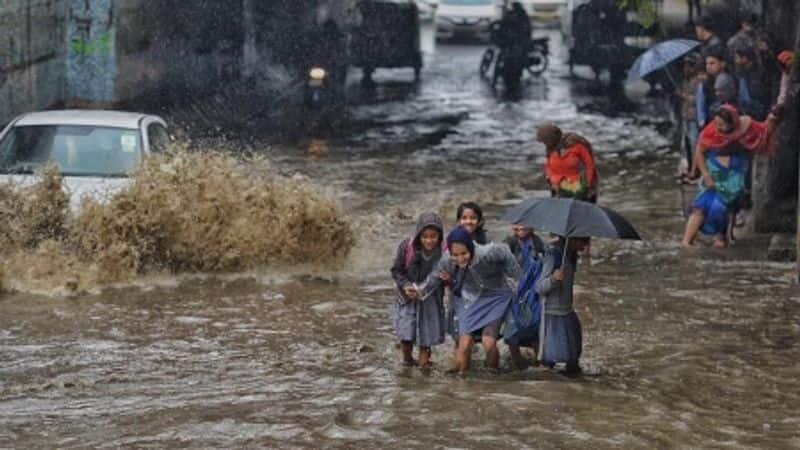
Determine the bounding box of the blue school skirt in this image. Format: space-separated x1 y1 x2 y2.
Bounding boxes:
451 288 513 337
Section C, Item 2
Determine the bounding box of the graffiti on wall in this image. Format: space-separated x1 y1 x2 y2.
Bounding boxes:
67 0 117 102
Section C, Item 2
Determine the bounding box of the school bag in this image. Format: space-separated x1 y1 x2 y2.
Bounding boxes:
508 253 544 339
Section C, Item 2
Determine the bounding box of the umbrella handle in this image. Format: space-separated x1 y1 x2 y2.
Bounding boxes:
663 66 679 90
540 237 568 363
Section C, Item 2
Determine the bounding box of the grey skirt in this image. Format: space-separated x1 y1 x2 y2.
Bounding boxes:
393 294 446 347
540 311 582 367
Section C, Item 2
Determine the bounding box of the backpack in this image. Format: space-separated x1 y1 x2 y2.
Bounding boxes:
509 254 544 335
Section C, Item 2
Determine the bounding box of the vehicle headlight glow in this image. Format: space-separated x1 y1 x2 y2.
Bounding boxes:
309 67 326 80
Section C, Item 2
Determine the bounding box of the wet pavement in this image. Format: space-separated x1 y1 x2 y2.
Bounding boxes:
2 28 800 449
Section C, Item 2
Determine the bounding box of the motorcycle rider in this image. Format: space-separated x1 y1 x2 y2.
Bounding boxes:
306 19 348 97
494 2 531 50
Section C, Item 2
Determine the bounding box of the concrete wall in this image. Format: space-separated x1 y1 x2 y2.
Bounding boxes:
66 0 116 103
0 0 68 124
1 0 256 122
114 0 243 104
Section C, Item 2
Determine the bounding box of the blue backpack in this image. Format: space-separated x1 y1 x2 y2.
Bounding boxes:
508 254 544 337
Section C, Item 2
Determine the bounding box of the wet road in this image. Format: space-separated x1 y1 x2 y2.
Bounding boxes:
2 29 800 449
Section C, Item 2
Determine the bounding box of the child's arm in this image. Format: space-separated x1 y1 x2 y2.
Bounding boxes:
390 240 414 301
415 254 452 299
533 234 546 257
499 244 523 283
535 250 560 296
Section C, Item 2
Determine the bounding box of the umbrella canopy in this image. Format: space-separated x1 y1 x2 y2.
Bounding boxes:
501 197 641 240
626 39 700 82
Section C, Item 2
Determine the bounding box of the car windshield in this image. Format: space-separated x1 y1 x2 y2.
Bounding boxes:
441 0 493 5
0 125 142 177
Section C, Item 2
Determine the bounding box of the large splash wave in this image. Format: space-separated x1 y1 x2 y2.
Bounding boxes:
0 147 355 293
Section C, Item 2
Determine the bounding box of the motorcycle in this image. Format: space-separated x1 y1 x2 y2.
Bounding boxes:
479 22 549 88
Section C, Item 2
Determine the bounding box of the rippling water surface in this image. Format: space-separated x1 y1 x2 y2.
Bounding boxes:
1 29 799 449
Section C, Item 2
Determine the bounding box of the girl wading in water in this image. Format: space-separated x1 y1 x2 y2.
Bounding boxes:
390 213 447 368
536 236 591 374
413 226 522 373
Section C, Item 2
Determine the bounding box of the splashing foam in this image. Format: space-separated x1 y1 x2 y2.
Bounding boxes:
0 148 355 294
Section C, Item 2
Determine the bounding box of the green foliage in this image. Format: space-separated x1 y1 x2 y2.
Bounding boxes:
70 32 112 56
618 0 660 28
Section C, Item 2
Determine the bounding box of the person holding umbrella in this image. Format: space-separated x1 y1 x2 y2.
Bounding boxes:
535 236 590 374
501 196 641 374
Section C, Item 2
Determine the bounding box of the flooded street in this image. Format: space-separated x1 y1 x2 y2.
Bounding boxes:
2 28 800 449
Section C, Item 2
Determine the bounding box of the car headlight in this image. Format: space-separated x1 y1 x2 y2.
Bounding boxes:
309 67 326 80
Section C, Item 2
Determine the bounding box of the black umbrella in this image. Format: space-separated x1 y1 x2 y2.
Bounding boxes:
501 197 641 240
502 196 641 362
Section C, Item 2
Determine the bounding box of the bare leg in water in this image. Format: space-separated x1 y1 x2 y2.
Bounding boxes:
481 335 500 369
509 342 538 369
400 341 415 366
509 345 527 369
418 346 432 368
455 335 474 373
682 210 705 246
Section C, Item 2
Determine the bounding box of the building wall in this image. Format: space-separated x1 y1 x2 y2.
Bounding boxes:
113 0 244 104
0 0 68 124
66 0 117 103
1 0 248 124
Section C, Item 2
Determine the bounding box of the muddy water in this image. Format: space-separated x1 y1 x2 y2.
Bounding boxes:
2 31 800 448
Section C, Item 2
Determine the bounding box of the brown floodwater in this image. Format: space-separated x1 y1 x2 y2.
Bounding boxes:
2 30 799 449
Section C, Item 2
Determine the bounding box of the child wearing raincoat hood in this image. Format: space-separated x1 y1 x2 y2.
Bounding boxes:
390 212 447 368
414 226 522 373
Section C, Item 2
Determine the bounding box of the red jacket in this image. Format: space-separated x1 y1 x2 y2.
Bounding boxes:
544 142 598 190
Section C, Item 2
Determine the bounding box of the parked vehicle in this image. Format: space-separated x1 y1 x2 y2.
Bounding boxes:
522 0 567 21
435 0 502 41
0 110 169 209
564 0 652 82
350 0 423 83
417 0 439 22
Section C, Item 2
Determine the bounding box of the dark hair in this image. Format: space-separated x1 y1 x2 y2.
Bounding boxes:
755 30 775 50
698 15 715 32
733 46 756 62
740 11 758 26
683 52 704 71
456 202 488 244
703 44 728 63
456 201 483 223
712 104 737 126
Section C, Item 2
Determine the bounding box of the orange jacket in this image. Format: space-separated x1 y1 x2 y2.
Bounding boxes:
544 142 598 189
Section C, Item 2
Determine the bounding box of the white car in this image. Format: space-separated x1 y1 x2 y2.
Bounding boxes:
0 110 170 210
435 0 501 41
522 0 567 21
417 0 438 22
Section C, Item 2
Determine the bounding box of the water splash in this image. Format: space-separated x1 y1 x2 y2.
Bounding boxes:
0 146 355 293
